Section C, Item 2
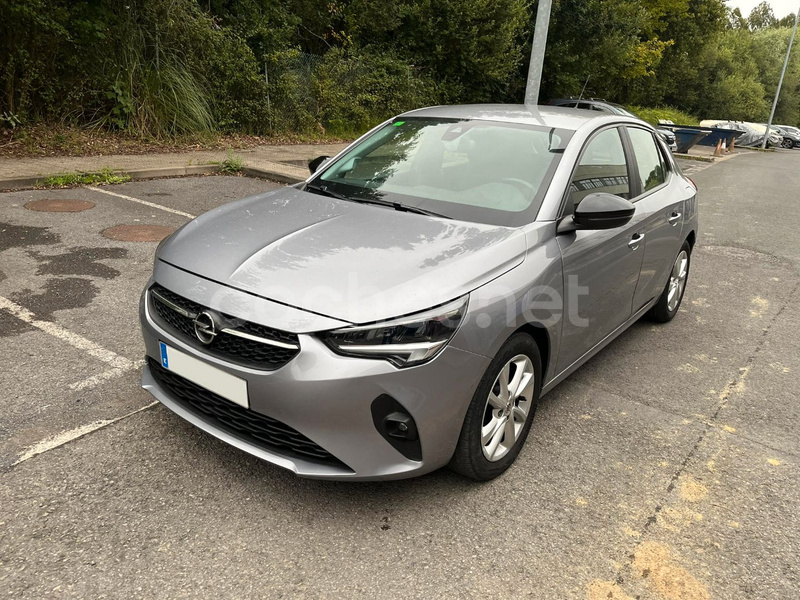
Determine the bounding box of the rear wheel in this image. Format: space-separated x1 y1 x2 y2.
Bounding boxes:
450 333 541 481
782 138 794 149
648 241 691 323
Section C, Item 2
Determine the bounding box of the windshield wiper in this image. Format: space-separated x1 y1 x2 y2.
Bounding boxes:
305 183 449 219
304 182 348 200
349 196 449 219
391 203 450 219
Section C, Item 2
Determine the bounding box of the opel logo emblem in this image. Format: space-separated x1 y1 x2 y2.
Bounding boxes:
193 311 217 345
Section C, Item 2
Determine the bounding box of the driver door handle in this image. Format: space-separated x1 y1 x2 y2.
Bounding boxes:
628 233 644 250
668 211 682 225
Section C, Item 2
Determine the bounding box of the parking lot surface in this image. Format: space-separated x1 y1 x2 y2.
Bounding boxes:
1 153 798 599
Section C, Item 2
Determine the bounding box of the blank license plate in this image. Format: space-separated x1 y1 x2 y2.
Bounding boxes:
159 341 249 408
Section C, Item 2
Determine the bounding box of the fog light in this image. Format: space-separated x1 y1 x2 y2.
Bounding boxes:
371 395 422 461
384 412 418 440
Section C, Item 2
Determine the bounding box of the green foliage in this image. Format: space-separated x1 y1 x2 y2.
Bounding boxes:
3 0 800 138
310 48 437 136
748 1 776 30
1 112 22 129
218 151 244 174
264 47 436 137
539 0 674 101
627 106 700 126
341 0 529 102
40 168 131 187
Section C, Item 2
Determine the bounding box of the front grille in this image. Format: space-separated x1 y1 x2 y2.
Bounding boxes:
148 357 349 469
149 283 300 370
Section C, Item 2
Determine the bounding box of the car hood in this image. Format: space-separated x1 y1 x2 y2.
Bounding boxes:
158 187 526 325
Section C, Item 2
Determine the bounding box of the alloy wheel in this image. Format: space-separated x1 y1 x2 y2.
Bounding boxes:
667 250 689 312
481 354 535 462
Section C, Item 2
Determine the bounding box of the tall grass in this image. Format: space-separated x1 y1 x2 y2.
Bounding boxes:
93 11 214 138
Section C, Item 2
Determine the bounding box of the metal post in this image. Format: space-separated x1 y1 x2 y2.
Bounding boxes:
762 7 800 148
525 0 553 106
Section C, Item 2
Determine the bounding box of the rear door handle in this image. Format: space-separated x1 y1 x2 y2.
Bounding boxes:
668 211 682 225
628 233 644 249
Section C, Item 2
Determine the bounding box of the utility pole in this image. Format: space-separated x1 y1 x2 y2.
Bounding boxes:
762 7 799 148
525 0 553 106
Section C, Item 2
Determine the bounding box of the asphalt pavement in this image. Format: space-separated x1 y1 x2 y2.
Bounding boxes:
0 154 798 599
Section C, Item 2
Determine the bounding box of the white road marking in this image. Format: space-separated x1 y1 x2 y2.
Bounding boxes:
69 359 146 391
13 402 159 465
0 295 138 372
87 186 196 219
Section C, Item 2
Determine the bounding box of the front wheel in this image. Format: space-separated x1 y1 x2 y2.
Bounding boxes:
648 241 691 323
782 138 794 149
450 333 542 481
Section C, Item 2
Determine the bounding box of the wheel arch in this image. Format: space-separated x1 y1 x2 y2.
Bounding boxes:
685 229 696 250
511 322 551 384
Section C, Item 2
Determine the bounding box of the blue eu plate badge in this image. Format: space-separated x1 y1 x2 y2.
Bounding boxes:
159 342 169 369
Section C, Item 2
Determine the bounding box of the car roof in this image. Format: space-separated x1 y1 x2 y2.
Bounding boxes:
400 104 615 131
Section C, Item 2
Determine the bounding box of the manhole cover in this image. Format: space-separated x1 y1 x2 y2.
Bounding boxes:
25 199 95 212
101 224 175 242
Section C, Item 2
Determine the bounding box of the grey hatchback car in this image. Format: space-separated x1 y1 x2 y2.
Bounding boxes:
140 104 697 481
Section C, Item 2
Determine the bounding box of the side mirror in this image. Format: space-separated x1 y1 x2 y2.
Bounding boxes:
559 193 635 232
308 155 331 174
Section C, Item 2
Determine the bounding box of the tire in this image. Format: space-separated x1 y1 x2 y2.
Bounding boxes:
450 333 542 481
648 241 691 323
782 138 794 149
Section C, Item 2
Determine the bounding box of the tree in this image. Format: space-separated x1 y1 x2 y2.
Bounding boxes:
729 7 748 29
342 0 529 102
748 1 776 30
776 12 797 28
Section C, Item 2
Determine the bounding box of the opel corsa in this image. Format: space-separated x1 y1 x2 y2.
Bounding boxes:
140 105 698 480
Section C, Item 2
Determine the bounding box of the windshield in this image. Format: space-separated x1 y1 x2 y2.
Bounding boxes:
313 118 572 226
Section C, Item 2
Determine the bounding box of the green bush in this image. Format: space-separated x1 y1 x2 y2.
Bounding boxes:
265 48 436 137
626 106 700 126
3 0 799 139
311 48 436 137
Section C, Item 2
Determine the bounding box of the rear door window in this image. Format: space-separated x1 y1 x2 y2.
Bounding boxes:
626 127 666 194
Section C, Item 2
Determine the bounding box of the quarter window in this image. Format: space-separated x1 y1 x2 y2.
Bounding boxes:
627 127 666 193
567 127 630 212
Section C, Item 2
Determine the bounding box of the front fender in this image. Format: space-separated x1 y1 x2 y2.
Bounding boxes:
449 222 563 386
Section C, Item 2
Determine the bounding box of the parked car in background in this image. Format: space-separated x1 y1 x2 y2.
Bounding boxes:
701 120 783 148
141 104 697 481
777 124 800 138
548 98 678 151
771 125 800 149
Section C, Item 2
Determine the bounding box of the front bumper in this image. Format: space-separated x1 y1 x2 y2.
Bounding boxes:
139 277 490 481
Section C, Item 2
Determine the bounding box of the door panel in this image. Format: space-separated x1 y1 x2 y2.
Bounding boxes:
556 126 645 373
632 190 684 310
557 212 646 372
624 127 686 310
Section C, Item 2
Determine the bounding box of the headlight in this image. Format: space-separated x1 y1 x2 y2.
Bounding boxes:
320 296 468 368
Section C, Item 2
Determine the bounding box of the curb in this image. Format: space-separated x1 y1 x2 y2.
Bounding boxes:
0 176 43 191
0 163 305 191
737 146 775 153
673 153 715 163
126 164 220 179
242 166 304 185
